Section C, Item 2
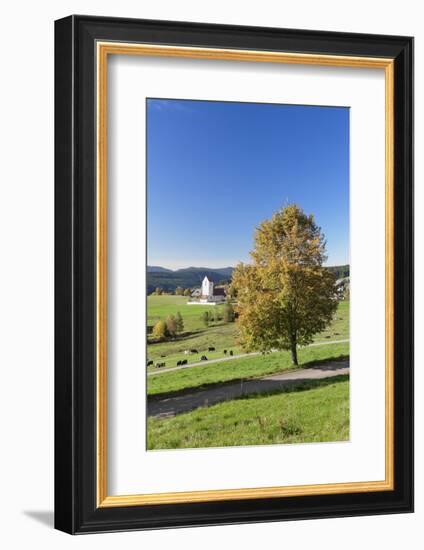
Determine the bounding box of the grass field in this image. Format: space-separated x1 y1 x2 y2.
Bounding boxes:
147 341 349 397
147 296 350 449
147 295 229 332
148 375 349 449
147 296 349 370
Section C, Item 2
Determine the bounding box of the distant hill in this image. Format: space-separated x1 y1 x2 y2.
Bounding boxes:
326 264 350 279
147 266 173 273
147 266 235 294
147 264 350 294
211 267 234 278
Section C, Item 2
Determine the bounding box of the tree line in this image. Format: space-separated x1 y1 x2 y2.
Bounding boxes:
151 287 192 296
150 303 236 342
201 303 235 326
152 312 184 340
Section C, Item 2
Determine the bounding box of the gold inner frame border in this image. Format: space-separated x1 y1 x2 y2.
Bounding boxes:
96 42 395 508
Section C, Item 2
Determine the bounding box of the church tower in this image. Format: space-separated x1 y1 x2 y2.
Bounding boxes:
201 276 213 298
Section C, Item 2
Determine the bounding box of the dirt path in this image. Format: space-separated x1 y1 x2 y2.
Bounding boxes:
148 338 349 376
147 359 349 418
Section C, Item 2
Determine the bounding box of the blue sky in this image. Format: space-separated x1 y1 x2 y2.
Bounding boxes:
147 98 349 269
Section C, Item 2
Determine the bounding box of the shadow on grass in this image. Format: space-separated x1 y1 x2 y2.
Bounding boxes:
148 374 349 418
148 354 350 401
236 374 349 402
148 324 232 347
301 354 350 370
148 330 203 346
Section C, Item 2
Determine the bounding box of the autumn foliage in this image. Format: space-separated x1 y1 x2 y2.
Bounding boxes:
231 204 337 365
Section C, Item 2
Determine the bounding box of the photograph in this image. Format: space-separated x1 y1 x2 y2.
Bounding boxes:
146 98 350 450
52 12 413 535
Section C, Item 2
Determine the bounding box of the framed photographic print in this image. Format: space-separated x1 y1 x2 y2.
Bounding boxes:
54 15 413 534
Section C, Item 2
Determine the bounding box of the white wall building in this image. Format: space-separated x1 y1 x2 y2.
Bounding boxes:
188 276 226 304
201 276 214 298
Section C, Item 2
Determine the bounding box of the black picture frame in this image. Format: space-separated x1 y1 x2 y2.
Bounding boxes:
55 15 414 534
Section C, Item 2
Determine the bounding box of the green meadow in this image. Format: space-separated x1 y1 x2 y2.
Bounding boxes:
148 375 349 450
147 295 227 332
148 341 349 397
146 295 350 450
146 296 349 370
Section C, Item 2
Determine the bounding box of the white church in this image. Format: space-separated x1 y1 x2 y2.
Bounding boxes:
188 276 226 305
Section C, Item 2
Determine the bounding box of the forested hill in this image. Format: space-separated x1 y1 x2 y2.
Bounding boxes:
147 267 234 294
147 264 349 294
326 264 350 279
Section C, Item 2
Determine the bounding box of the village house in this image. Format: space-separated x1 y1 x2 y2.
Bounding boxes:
188 276 226 305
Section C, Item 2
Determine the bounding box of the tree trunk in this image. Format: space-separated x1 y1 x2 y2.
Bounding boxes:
290 339 298 366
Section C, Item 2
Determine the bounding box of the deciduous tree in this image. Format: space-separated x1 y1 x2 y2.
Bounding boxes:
175 311 184 333
223 302 235 323
165 315 177 337
231 204 337 365
201 311 210 327
152 320 167 340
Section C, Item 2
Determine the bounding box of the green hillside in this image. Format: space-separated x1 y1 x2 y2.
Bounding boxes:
326 264 350 279
147 264 350 293
147 267 233 293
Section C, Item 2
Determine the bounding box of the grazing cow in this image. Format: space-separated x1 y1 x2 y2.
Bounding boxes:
190 349 198 354
177 360 182 366
155 362 166 368
208 347 215 352
229 350 233 356
181 359 188 365
147 360 153 366
200 355 208 361
184 350 190 355
223 350 227 355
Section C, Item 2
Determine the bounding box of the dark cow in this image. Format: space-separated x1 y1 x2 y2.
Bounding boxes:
223 350 227 355
181 359 188 365
177 360 182 366
229 350 233 356
155 362 166 368
200 355 208 361
190 349 198 354
208 347 215 352
147 360 153 366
